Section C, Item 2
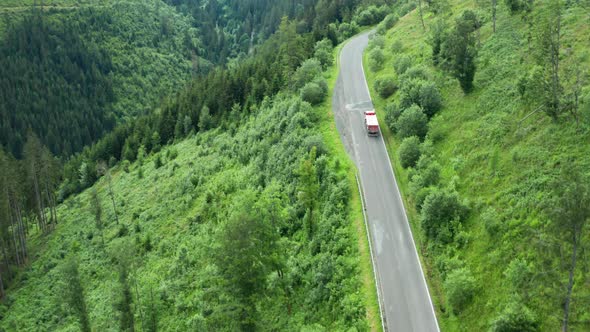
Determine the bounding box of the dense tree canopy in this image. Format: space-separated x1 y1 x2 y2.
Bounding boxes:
0 11 115 157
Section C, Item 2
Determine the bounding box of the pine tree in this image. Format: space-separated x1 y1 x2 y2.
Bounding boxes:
61 257 91 332
23 132 48 233
547 167 590 332
90 188 104 246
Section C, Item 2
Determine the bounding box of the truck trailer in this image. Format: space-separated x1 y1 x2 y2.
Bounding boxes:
364 110 379 136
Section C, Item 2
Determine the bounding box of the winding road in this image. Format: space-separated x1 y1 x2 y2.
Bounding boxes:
332 31 440 332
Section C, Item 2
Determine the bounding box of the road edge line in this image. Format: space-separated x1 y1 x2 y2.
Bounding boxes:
360 32 441 332
339 35 386 332
355 172 387 332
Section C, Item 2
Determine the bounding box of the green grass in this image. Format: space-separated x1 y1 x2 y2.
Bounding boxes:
364 1 590 331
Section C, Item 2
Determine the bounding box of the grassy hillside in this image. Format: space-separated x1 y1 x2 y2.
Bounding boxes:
0 44 382 330
364 1 590 331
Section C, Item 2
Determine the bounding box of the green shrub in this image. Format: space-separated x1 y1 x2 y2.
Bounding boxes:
393 55 412 75
167 148 179 160
428 0 451 14
444 267 477 314
117 224 129 238
368 35 385 50
418 82 443 117
384 102 402 132
198 105 213 131
368 47 385 72
419 139 435 157
122 160 131 173
374 76 397 99
355 5 388 26
377 14 398 34
399 79 442 117
415 186 435 211
338 22 359 40
504 0 532 14
154 154 163 169
400 65 431 83
300 80 327 105
399 136 421 168
491 300 539 332
481 207 502 236
410 157 440 209
391 39 404 54
421 188 468 243
314 39 334 69
292 58 323 90
397 2 417 17
504 258 533 294
399 79 424 109
395 105 428 139
420 161 441 187
355 8 376 26
435 254 465 280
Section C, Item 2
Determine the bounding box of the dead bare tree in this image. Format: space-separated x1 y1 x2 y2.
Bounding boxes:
97 161 119 224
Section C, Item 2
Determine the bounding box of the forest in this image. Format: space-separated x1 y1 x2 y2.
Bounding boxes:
0 0 393 330
1 89 372 331
3 0 589 330
0 0 393 158
364 0 590 330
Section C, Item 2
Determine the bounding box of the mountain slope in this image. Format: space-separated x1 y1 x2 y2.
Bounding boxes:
0 89 373 330
364 1 590 330
0 1 201 157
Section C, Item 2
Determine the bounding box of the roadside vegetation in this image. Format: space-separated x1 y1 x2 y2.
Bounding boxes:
364 0 590 330
0 1 393 330
0 43 375 331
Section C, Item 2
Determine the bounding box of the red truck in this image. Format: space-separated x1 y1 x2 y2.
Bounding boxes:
364 110 379 136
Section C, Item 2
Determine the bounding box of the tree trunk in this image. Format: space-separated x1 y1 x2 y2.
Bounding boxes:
0 265 4 299
550 9 562 119
492 0 497 33
562 231 579 332
109 184 119 225
33 172 46 232
44 181 57 229
1 237 11 281
10 207 21 266
51 192 58 225
16 203 27 261
307 207 313 238
135 278 144 332
418 0 425 30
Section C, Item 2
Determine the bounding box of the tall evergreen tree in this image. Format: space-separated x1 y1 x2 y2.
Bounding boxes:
534 0 563 119
440 10 479 93
547 167 590 332
23 132 48 233
61 257 91 332
117 264 135 332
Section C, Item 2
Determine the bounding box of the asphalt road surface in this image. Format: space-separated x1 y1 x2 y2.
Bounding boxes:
332 31 440 332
